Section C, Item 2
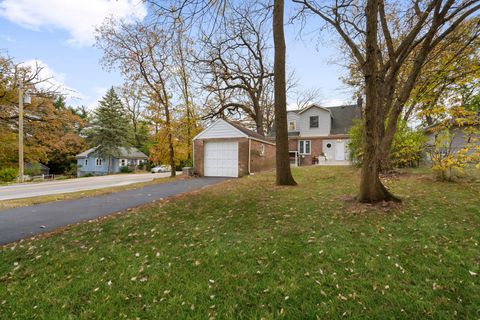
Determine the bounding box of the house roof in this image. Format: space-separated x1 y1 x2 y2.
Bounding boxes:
328 104 361 134
194 119 275 145
297 104 332 115
25 163 49 170
223 119 270 142
75 146 148 159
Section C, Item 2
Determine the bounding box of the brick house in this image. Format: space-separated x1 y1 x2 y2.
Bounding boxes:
280 103 361 166
193 119 276 177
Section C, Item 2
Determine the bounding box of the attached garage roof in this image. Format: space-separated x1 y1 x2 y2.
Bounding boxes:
194 119 275 145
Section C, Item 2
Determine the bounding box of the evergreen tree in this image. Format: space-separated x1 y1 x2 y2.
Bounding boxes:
91 87 132 173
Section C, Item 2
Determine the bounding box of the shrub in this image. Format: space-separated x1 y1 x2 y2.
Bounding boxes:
427 108 480 181
120 166 133 173
348 119 426 169
0 167 18 182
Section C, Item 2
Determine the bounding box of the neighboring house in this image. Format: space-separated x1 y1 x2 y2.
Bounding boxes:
75 146 148 177
193 119 276 177
424 123 480 158
278 103 361 166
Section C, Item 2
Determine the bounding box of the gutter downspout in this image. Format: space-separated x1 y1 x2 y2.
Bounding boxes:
248 138 251 175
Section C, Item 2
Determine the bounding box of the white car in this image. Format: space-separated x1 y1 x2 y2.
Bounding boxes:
151 165 171 173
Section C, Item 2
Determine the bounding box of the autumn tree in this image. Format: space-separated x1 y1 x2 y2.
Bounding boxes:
96 17 178 177
293 0 480 202
120 82 150 149
172 16 200 161
0 55 87 173
91 87 132 174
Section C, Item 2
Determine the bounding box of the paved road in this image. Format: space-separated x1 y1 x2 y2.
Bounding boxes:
0 177 227 245
0 172 180 201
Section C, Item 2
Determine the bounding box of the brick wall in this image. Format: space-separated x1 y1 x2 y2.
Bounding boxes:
288 136 347 166
238 138 249 176
193 139 204 176
250 139 276 173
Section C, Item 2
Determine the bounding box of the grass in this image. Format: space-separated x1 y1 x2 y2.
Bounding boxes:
0 176 179 211
0 166 479 319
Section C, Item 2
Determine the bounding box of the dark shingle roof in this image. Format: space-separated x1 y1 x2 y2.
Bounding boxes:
326 105 361 134
76 146 148 159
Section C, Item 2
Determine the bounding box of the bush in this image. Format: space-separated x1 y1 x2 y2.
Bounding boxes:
0 167 18 182
348 119 426 169
120 166 133 173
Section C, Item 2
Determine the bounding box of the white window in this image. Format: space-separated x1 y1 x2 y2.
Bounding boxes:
85 159 88 166
95 158 102 166
120 159 127 167
288 121 296 131
299 140 311 155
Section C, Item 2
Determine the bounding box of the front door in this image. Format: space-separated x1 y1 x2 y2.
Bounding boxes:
335 141 345 160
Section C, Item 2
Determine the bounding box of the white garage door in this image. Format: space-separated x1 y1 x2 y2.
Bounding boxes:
204 141 239 177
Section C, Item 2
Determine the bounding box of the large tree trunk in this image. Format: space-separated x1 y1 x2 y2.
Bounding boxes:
273 0 296 186
358 0 396 202
253 101 265 135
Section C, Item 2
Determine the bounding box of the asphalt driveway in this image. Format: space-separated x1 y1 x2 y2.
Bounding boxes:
0 177 227 245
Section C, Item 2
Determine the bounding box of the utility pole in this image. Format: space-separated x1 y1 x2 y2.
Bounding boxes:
18 81 24 183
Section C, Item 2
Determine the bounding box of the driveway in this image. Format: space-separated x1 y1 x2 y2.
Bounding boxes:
0 172 180 201
0 177 227 245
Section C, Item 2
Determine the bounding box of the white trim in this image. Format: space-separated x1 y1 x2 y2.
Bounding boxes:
298 140 311 155
193 119 248 140
95 158 103 166
249 137 275 146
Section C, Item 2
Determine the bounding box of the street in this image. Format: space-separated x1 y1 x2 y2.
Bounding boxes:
0 172 180 201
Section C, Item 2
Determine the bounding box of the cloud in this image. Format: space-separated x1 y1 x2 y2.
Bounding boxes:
0 0 147 47
21 59 85 100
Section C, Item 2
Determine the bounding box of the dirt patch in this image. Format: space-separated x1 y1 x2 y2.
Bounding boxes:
339 195 403 214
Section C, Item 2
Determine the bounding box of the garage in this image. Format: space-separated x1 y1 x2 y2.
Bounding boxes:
193 119 276 177
204 141 239 177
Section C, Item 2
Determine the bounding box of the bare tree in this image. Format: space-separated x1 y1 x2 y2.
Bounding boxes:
197 2 275 135
96 17 177 177
293 0 480 202
147 0 297 185
291 87 323 110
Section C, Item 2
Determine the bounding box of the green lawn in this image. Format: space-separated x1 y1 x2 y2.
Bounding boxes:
1 166 479 319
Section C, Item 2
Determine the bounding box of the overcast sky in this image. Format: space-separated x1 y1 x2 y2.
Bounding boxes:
0 0 354 110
